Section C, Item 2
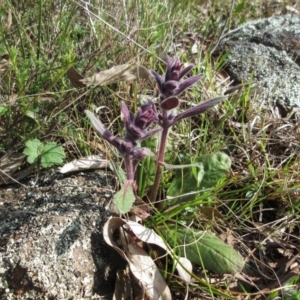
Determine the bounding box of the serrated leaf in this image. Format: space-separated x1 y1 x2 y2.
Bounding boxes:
40 142 65 168
23 139 44 164
167 152 231 205
23 140 65 168
162 227 244 275
113 180 135 213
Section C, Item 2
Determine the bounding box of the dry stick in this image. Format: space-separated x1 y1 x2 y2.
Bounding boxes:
0 168 29 188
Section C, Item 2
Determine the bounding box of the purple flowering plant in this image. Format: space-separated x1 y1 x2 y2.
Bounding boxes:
85 56 226 213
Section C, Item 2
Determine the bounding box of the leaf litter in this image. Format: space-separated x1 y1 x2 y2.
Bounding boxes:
67 64 150 87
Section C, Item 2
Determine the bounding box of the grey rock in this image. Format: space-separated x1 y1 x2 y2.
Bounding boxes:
215 14 300 113
0 169 125 299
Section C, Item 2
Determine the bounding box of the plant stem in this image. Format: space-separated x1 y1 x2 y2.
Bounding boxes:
124 157 135 181
151 116 170 204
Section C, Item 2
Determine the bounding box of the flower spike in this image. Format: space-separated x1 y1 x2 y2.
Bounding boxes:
150 56 203 106
85 102 160 162
122 100 159 142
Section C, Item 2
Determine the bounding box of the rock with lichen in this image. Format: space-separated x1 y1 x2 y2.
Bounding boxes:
0 169 125 299
214 14 300 114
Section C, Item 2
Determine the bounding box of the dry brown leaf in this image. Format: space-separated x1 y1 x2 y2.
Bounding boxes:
0 152 24 173
81 64 150 86
130 197 151 219
125 220 192 283
104 217 192 299
197 206 223 221
128 243 171 300
60 155 110 173
66 66 85 87
219 228 239 248
103 217 172 300
284 5 299 14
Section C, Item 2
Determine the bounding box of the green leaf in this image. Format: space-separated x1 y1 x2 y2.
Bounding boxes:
25 109 38 121
40 142 65 168
167 152 231 205
23 139 44 164
113 180 135 213
23 139 65 168
0 106 9 116
234 1 245 14
268 276 300 300
109 161 126 185
162 226 244 275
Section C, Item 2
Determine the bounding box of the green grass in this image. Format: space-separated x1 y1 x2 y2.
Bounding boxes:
1 0 300 299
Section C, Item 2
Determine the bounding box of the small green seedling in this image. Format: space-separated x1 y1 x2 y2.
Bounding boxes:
23 138 65 168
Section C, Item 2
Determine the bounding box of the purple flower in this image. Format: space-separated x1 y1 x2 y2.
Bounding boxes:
150 56 203 110
149 57 227 202
149 56 226 129
85 101 160 161
121 100 160 142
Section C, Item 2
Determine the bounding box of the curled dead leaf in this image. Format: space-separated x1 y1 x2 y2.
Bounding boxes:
81 64 150 86
103 217 172 300
66 66 85 88
125 220 193 283
104 216 193 300
59 155 110 173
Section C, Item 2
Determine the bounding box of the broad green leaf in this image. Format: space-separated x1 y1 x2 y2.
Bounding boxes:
23 139 65 168
113 180 135 213
167 152 231 204
23 139 44 164
40 142 65 168
162 226 244 275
